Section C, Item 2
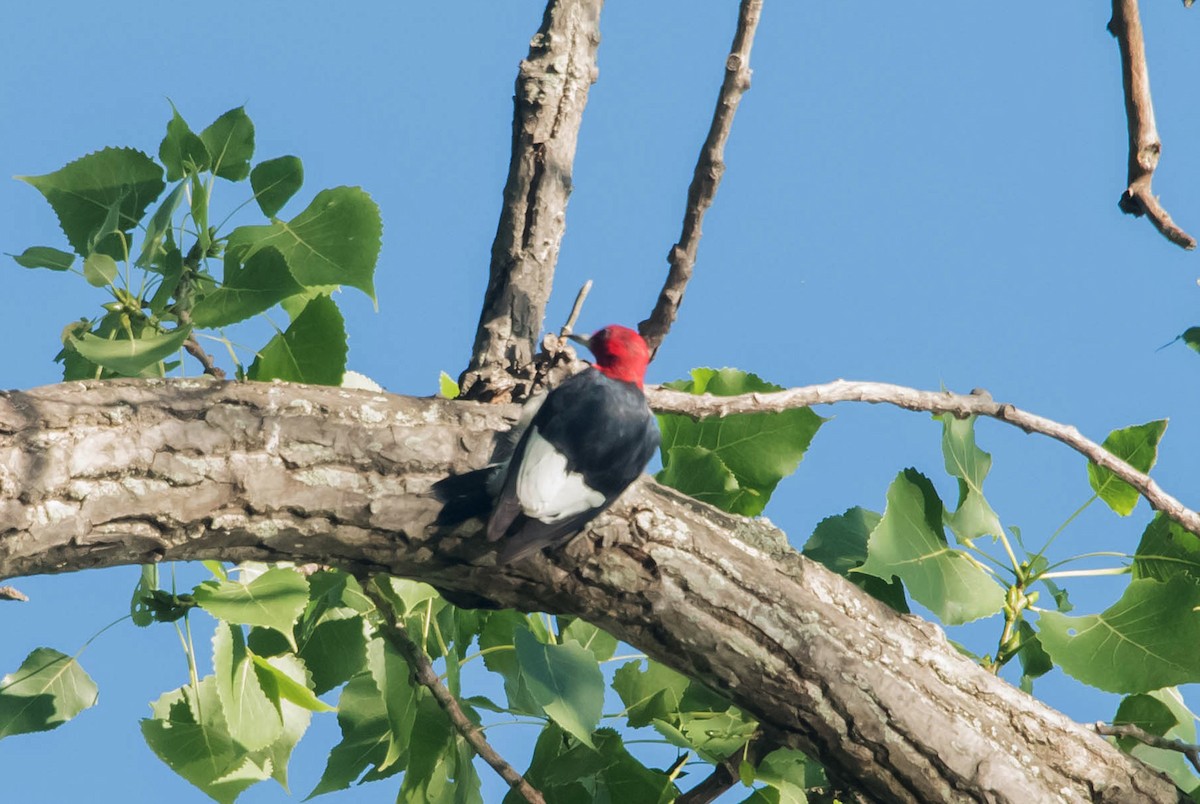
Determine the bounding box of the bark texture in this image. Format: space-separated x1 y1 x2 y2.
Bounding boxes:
460 0 604 402
0 379 1183 803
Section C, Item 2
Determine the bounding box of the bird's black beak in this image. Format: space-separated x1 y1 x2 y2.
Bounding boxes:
567 332 592 353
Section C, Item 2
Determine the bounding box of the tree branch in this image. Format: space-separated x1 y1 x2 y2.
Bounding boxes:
648 379 1200 539
366 581 547 804
639 0 764 355
1108 0 1196 249
460 0 604 402
1096 722 1200 776
0 378 1183 801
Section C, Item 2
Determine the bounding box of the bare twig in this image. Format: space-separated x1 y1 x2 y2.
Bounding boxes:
1108 0 1196 249
639 0 764 355
460 0 604 402
1095 721 1200 775
366 583 546 804
648 380 1200 538
559 279 593 337
0 585 28 602
182 334 226 380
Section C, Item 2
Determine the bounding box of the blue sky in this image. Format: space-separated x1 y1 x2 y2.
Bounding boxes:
3 1 1200 801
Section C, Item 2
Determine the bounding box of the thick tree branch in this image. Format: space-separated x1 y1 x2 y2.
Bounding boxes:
1108 0 1196 250
639 0 763 355
0 378 1183 801
649 380 1200 539
460 0 604 402
367 583 547 804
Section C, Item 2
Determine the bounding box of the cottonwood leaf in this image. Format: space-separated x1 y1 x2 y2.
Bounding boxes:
247 294 346 385
251 156 304 217
18 147 164 255
803 507 908 612
200 107 255 181
1039 575 1200 693
159 105 210 181
514 628 603 748
1087 420 1167 516
940 414 1004 543
0 648 98 738
226 186 381 299
191 247 304 328
309 669 396 797
657 368 825 516
136 181 187 268
213 624 282 751
10 246 74 271
1133 513 1200 582
612 659 690 728
68 325 191 377
857 469 1004 625
193 568 309 649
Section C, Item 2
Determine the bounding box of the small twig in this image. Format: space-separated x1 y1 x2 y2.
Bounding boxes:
366 583 546 804
647 380 1200 539
559 280 593 337
638 0 765 355
1095 721 1200 775
0 585 29 602
1108 0 1196 249
182 334 226 380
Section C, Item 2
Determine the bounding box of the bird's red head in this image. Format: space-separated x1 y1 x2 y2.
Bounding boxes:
571 325 651 388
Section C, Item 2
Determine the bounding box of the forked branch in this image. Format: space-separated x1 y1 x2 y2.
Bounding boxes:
648 379 1200 537
1108 0 1196 249
639 0 765 355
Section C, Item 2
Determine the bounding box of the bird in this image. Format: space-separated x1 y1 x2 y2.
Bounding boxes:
435 325 660 564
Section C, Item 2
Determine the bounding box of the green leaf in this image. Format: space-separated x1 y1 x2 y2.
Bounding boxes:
803 507 909 612
479 611 540 716
366 637 418 772
67 325 191 377
657 369 825 516
251 156 304 217
559 617 618 662
159 105 210 181
1087 420 1168 516
191 247 304 328
657 446 742 512
514 628 603 748
298 616 368 695
193 567 309 649
0 648 98 738
18 147 164 256
82 252 118 287
612 659 690 729
130 564 160 627
1133 513 1200 582
1112 689 1200 795
10 246 74 271
213 623 283 751
141 677 271 804
857 469 1005 625
1039 575 1200 693
308 669 395 797
940 415 1004 543
251 653 334 712
247 294 347 385
1180 327 1200 355
255 654 314 790
200 107 256 181
438 371 460 400
227 187 381 299
1015 621 1053 691
136 181 187 268
751 747 811 803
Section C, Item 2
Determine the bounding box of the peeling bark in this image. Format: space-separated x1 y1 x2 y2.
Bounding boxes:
460 0 604 402
0 379 1183 802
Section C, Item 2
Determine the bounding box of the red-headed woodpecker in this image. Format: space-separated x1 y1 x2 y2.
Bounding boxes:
436 325 660 563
